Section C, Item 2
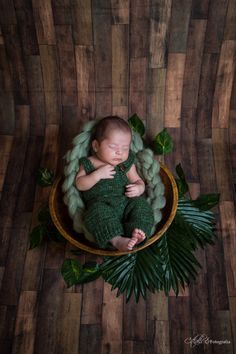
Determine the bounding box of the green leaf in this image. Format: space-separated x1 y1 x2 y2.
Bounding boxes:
191 194 220 211
175 163 189 197
176 198 216 249
153 128 173 155
101 248 164 303
29 224 46 249
61 260 101 287
79 262 101 283
128 113 145 137
61 259 83 288
36 167 54 187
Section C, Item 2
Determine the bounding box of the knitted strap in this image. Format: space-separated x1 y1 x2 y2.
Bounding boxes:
79 157 95 174
119 151 135 173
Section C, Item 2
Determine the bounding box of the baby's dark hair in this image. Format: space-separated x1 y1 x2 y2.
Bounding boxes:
92 116 132 142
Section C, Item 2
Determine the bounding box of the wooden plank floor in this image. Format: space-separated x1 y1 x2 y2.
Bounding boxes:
0 1 236 353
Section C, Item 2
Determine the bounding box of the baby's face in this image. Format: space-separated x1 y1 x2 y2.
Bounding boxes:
93 130 131 166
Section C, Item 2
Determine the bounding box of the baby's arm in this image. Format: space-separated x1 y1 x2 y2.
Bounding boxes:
75 163 116 191
125 164 145 197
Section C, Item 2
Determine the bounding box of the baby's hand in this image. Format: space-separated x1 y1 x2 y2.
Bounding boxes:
125 183 143 197
96 164 116 180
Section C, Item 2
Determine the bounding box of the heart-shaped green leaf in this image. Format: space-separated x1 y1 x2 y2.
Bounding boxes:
128 113 145 137
29 224 46 249
61 259 83 288
153 128 173 155
79 262 101 283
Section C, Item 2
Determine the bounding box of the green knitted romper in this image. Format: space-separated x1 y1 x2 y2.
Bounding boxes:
79 151 155 248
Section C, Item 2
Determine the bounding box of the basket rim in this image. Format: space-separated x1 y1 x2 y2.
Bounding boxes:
49 163 178 256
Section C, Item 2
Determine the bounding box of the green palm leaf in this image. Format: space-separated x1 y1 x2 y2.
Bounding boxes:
176 198 217 248
101 247 164 303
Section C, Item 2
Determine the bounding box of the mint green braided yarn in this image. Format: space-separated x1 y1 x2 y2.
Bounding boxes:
62 120 166 242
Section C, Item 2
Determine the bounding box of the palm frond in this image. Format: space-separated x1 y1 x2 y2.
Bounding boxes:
101 247 164 302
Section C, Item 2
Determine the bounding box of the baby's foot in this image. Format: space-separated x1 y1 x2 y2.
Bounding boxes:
110 235 138 252
131 228 146 244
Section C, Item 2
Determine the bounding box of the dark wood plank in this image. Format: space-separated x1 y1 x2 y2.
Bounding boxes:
0 305 17 354
181 108 199 182
0 0 17 25
169 297 192 354
55 25 77 106
196 53 218 139
212 40 236 128
229 112 236 183
224 0 236 40
56 293 82 354
168 0 192 53
75 45 95 121
147 68 166 138
165 53 185 128
12 291 38 354
0 213 32 306
39 45 61 124
130 0 149 58
81 276 104 325
0 106 29 265
212 128 234 201
52 0 72 25
0 136 13 194
112 24 129 107
79 324 102 354
1 25 28 104
204 0 229 53
71 0 93 45
15 5 39 55
101 283 123 353
129 57 147 122
182 19 207 109
146 292 170 354
111 0 129 24
92 1 112 117
149 0 171 68
33 270 65 354
15 135 44 212
123 295 146 341
219 201 236 296
25 55 45 136
191 0 210 19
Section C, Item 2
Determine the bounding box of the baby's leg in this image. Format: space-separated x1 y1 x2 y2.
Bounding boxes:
84 202 124 249
123 197 155 243
110 235 138 251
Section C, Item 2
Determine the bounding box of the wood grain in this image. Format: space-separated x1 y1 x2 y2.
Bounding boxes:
165 53 186 128
111 0 129 24
168 0 192 53
32 0 56 45
149 0 171 68
212 40 236 128
0 2 235 353
112 24 129 106
101 283 123 354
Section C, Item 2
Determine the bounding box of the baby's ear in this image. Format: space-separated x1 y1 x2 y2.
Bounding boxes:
92 139 99 152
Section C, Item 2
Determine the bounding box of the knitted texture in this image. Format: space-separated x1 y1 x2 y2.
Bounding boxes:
79 155 154 248
62 119 166 243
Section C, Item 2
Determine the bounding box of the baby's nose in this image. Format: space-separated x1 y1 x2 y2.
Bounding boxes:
116 150 122 155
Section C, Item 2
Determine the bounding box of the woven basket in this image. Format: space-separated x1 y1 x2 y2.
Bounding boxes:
49 163 178 256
